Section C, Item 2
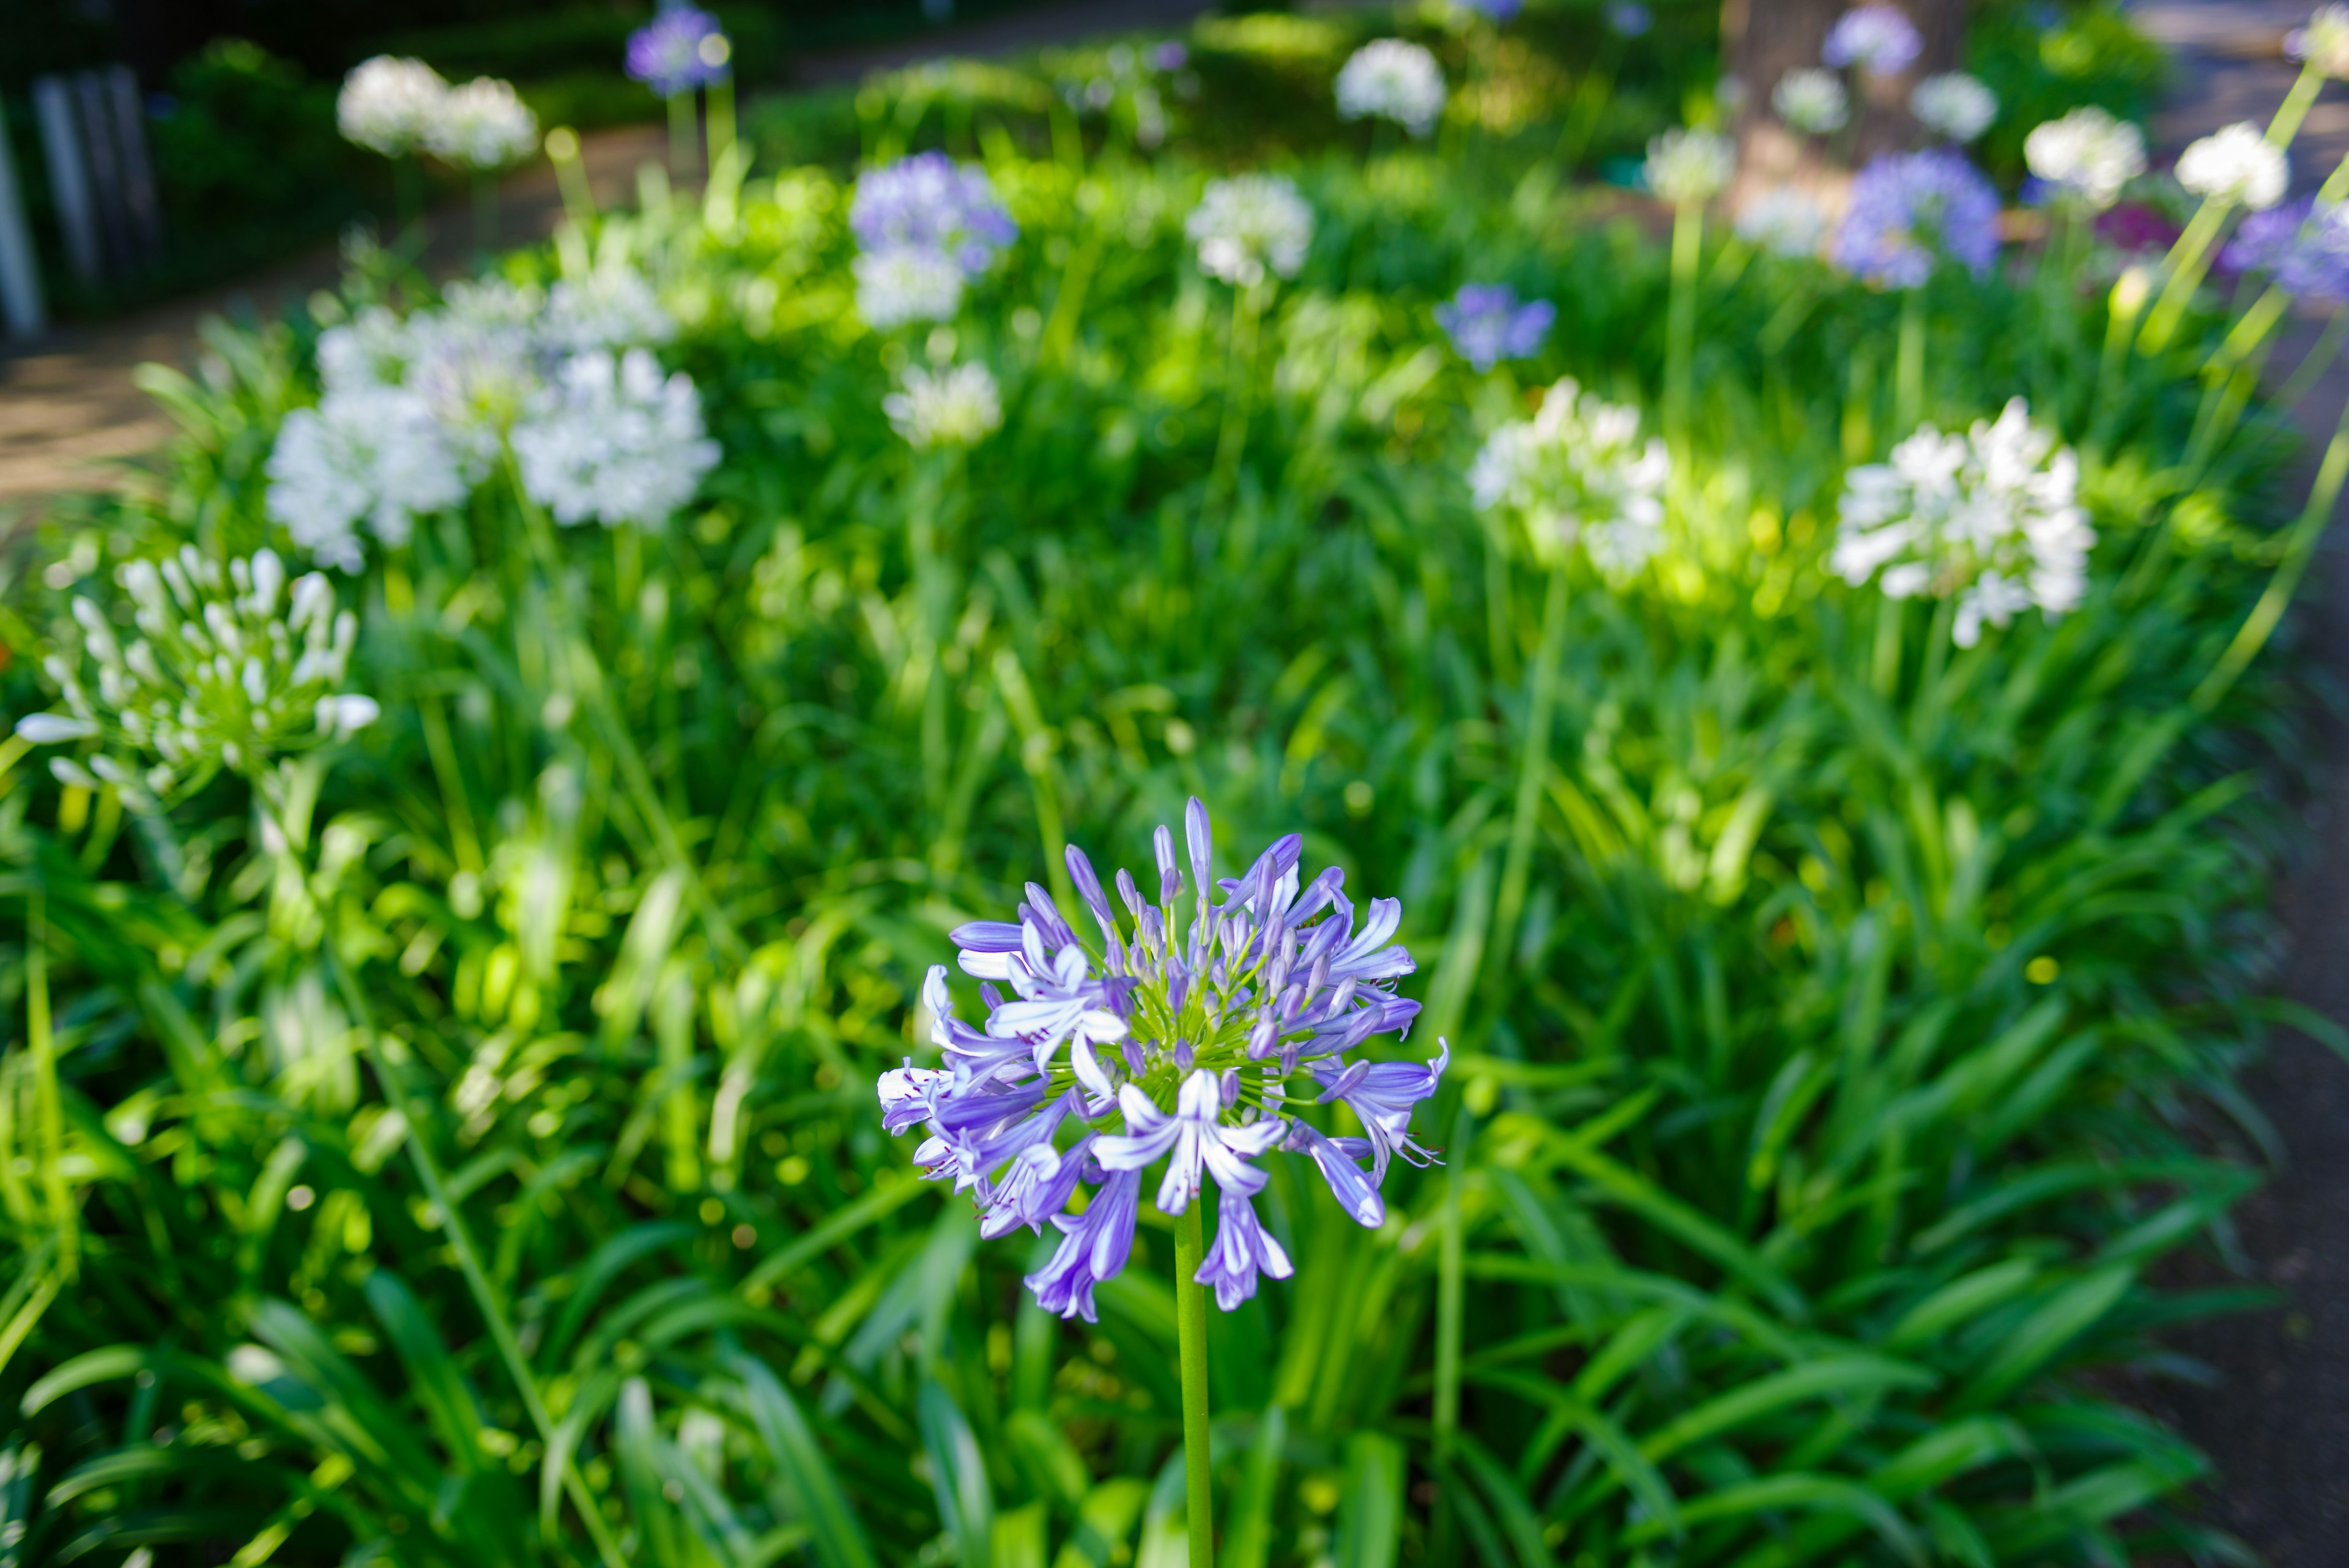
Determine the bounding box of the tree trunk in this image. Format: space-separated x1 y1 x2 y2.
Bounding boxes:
1723 0 1969 199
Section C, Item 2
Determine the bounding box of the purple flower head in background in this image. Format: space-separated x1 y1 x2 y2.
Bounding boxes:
1454 0 1525 20
877 798 1447 1321
1436 283 1556 372
850 151 1020 277
1609 3 1654 37
1823 4 1923 76
2222 198 2349 305
626 5 729 97
1831 147 2001 289
1153 42 1190 72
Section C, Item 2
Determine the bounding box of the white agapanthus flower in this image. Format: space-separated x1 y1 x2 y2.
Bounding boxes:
1334 39 1447 139
1186 175 1315 288
1910 72 1997 143
1773 67 1850 135
15 549 372 804
1831 398 2095 648
337 56 447 157
1735 185 1831 258
541 270 675 355
267 385 467 571
511 349 721 528
1468 379 1671 575
407 325 541 478
2176 122 2289 211
854 249 967 329
2022 107 2147 209
883 362 1004 450
424 77 540 171
316 305 423 393
1644 127 1735 204
2288 5 2349 80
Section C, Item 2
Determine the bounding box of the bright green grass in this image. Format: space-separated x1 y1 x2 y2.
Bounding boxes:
0 34 2317 1568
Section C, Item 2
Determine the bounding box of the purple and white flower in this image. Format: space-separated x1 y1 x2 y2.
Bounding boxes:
877 800 1445 1320
1822 4 1923 77
1830 148 2002 289
1436 284 1554 373
626 6 730 98
850 152 1019 277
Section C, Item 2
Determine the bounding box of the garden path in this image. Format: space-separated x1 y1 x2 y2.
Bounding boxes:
2130 5 2349 1564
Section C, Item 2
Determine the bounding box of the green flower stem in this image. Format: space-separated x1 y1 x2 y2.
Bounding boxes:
2192 387 2349 712
2269 61 2325 149
506 458 746 964
325 953 629 1568
1664 201 1702 445
24 892 74 1283
2137 199 2232 356
1489 565 1568 991
1894 286 1925 435
1172 1200 1214 1568
706 78 737 168
1209 281 1266 519
546 127 596 226
668 91 700 177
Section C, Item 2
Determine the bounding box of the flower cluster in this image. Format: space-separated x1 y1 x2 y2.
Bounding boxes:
1186 175 1315 288
1773 68 1850 135
1831 399 2095 647
849 153 1017 328
1737 185 1832 258
17 549 376 804
626 5 731 97
336 57 538 171
336 57 447 157
1469 379 1671 575
877 801 1445 1319
1059 42 1192 150
511 349 722 528
1910 72 1996 143
2224 198 2349 303
2177 122 2289 211
1334 40 1447 140
1823 4 1923 76
2288 5 2349 80
1831 147 2001 289
885 362 1005 449
1643 127 1734 205
267 269 701 568
1436 284 1554 372
2023 106 2147 210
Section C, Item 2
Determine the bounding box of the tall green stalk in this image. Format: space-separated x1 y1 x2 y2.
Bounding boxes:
1894 286 1925 434
1664 202 1703 445
1489 566 1569 992
668 91 700 177
1173 1203 1214 1568
2192 388 2349 710
1210 281 1266 531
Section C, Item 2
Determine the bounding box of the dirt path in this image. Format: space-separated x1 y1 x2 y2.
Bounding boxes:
2129 5 2349 1563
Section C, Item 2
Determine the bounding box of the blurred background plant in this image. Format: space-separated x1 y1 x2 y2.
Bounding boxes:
2 1 2336 1566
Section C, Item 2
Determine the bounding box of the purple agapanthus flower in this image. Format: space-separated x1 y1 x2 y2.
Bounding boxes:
626 5 729 97
850 151 1020 277
1455 0 1525 19
878 799 1447 1321
1831 148 2002 289
1609 2 1654 37
2222 198 2349 305
1153 42 1189 72
1436 283 1556 372
1823 4 1923 76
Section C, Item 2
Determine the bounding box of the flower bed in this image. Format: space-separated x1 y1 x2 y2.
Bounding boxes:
1 5 2336 1566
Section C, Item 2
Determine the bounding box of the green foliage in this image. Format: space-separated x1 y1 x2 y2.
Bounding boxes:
0 7 2298 1568
1968 2 2171 184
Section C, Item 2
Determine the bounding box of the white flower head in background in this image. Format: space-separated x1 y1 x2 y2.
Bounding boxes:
541 269 677 355
1334 39 1447 139
1186 174 1315 288
1735 185 1831 258
407 321 542 478
1822 4 1923 78
336 56 447 157
854 248 967 330
423 77 540 171
1644 127 1735 204
1910 72 1996 143
266 385 466 571
1831 398 2094 647
2176 122 2290 210
1468 379 1671 575
15 548 373 805
884 362 1005 450
2288 5 2349 80
316 305 423 393
1773 68 1850 135
2022 106 2147 209
511 349 721 529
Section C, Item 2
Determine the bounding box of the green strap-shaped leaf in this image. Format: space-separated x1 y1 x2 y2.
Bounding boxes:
1331 1432 1402 1568
919 1378 995 1568
732 1352 876 1568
